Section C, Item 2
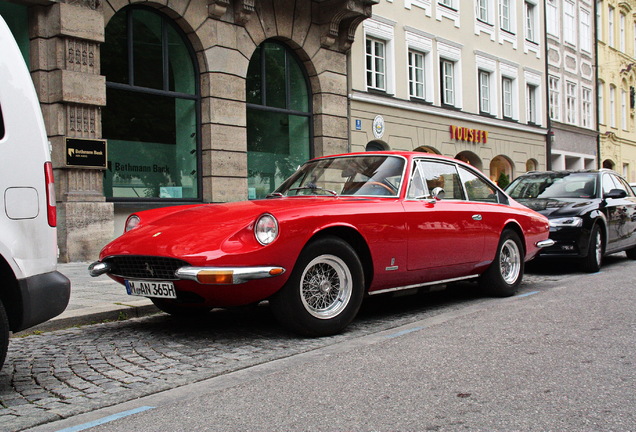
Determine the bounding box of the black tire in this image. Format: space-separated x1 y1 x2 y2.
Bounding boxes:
270 236 365 337
0 301 9 371
151 298 212 317
479 229 524 297
625 246 636 260
581 224 603 273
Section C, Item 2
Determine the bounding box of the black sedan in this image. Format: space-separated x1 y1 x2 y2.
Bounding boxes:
506 169 636 272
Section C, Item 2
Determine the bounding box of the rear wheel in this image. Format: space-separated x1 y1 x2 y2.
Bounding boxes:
581 224 603 273
270 236 364 336
479 229 524 297
625 245 636 260
0 301 8 370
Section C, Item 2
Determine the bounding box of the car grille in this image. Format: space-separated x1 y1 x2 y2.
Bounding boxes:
104 256 191 280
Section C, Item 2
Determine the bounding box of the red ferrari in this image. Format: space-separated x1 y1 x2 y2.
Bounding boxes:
90 152 552 336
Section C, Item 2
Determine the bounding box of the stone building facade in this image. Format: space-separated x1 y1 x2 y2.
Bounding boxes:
348 0 548 186
1 0 375 261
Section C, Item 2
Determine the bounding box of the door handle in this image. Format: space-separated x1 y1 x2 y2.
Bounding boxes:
472 214 482 221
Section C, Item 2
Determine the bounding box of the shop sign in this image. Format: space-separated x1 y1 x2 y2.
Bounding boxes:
449 125 488 144
65 138 107 169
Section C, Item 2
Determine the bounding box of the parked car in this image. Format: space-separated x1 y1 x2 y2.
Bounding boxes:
630 183 636 195
90 152 552 336
506 169 636 272
0 16 70 369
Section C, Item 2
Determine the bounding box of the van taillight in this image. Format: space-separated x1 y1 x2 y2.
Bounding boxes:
44 162 56 227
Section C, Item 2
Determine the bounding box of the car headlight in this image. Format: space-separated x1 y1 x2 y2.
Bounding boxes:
125 214 141 232
254 213 279 245
549 216 583 228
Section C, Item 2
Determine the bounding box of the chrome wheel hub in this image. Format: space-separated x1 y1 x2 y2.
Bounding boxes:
500 239 521 285
300 254 352 319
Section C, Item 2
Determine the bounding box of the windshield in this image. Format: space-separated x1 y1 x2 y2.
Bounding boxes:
506 172 598 200
273 155 406 197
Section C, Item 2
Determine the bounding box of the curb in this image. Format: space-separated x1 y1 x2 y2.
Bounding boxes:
12 301 160 337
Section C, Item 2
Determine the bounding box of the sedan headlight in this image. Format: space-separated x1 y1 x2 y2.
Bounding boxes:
125 214 141 232
255 213 279 245
549 216 583 228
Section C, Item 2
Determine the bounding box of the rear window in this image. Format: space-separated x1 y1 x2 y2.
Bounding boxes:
0 104 4 140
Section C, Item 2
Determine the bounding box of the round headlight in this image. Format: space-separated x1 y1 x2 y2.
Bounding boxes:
125 214 141 232
255 213 279 245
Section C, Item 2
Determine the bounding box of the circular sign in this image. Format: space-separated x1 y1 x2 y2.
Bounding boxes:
372 115 385 139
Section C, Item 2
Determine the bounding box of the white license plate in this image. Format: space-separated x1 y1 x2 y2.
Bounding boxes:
125 280 176 299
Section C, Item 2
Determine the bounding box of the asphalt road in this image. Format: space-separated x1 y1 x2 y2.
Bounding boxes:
19 255 636 432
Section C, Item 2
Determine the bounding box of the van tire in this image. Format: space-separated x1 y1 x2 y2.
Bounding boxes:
0 301 8 370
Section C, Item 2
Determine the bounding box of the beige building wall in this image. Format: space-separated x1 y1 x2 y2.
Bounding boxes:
597 0 636 181
349 0 548 184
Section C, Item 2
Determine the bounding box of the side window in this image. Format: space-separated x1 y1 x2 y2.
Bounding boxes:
408 160 464 200
602 173 617 195
458 166 498 203
0 104 5 140
612 174 631 195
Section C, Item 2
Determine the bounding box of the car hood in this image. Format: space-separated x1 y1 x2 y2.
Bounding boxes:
515 197 598 218
99 196 379 263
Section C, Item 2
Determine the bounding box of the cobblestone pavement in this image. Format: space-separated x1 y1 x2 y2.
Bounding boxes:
0 269 572 432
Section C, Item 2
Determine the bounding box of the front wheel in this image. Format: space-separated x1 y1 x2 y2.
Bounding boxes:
270 236 365 337
0 301 9 371
479 229 524 297
581 224 603 273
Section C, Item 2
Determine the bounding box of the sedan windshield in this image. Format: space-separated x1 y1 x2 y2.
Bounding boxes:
274 155 405 197
507 172 598 200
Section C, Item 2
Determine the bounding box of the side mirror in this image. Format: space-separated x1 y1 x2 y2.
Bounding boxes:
431 187 445 200
603 188 627 200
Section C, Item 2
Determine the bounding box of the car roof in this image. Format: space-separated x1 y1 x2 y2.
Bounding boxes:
521 168 620 177
312 151 463 165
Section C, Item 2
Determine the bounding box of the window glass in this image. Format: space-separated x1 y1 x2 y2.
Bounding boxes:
603 173 618 195
247 41 312 199
611 174 629 194
458 166 498 203
102 7 199 200
411 160 464 200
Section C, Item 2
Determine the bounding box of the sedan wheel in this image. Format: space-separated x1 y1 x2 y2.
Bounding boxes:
581 224 603 273
270 236 364 336
479 229 524 297
0 301 8 370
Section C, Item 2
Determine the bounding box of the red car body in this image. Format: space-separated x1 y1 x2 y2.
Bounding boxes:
91 152 552 335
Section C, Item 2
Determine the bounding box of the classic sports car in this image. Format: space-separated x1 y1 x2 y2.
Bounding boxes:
90 152 552 336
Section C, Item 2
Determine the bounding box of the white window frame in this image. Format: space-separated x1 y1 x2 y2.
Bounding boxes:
580 8 591 53
363 19 395 95
406 30 434 103
408 50 426 100
563 1 576 46
566 81 577 125
620 13 626 52
582 87 592 129
499 0 512 33
525 1 536 43
441 59 456 106
598 81 605 125
437 42 462 108
546 0 559 37
526 83 537 124
502 77 513 118
479 70 491 113
476 0 489 23
596 2 602 41
610 84 616 128
365 37 386 91
549 75 561 121
609 6 615 48
622 88 628 130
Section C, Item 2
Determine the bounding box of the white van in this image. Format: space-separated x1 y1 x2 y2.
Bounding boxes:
0 15 70 369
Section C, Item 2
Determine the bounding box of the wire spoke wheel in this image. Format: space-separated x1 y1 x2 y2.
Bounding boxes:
300 254 352 319
499 238 521 285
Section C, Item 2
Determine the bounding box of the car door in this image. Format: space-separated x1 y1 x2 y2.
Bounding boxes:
603 173 636 251
402 159 485 275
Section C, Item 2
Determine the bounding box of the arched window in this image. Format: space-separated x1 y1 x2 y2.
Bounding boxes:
246 41 312 199
102 7 200 200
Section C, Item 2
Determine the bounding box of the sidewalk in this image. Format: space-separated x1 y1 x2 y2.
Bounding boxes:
13 262 159 336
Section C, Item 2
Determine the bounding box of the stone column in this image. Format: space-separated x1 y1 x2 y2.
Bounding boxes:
31 1 113 262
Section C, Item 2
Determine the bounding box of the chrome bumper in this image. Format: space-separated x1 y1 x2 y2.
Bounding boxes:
88 261 285 285
536 239 556 248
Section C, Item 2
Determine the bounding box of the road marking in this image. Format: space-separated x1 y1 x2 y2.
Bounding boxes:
517 291 539 298
55 406 155 432
385 326 424 338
